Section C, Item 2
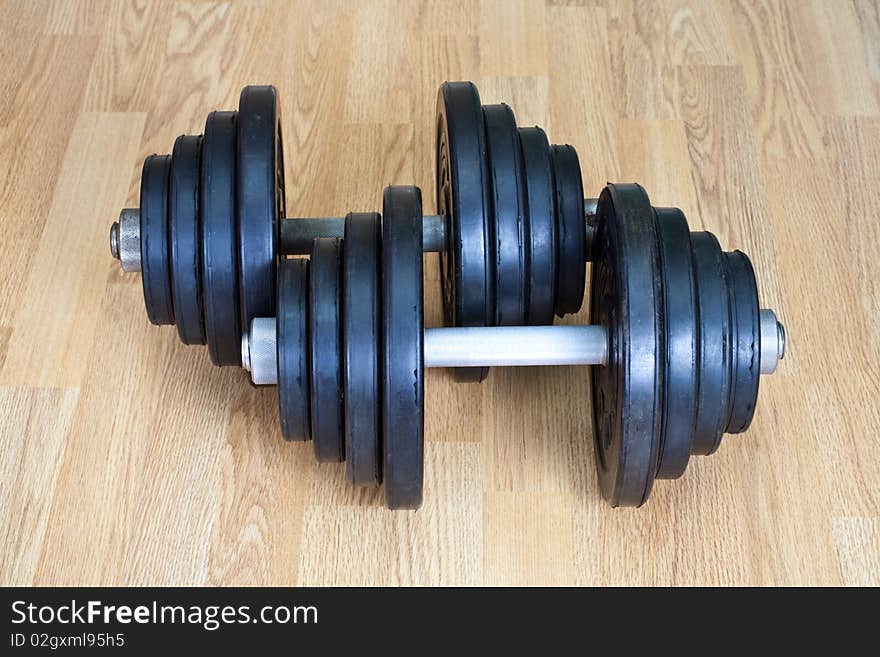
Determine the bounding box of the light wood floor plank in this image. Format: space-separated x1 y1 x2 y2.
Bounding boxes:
0 386 79 586
1 112 145 388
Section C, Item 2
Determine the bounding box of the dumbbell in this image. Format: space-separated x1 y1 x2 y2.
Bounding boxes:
238 185 785 510
109 82 594 382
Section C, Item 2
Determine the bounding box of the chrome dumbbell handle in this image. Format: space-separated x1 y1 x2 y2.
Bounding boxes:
423 325 607 367
242 321 608 386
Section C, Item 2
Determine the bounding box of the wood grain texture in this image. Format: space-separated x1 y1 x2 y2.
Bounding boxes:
1 0 878 586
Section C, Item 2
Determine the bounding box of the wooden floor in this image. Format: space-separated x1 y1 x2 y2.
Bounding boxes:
1 0 878 587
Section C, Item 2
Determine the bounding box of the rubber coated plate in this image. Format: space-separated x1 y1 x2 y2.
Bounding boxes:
436 81 492 382
691 232 731 455
724 251 761 434
343 213 381 486
168 135 205 345
589 183 663 507
518 127 556 325
140 154 174 325
237 85 286 331
310 237 344 462
278 258 310 441
381 186 425 510
654 208 697 479
201 112 242 365
483 104 527 326
551 145 586 317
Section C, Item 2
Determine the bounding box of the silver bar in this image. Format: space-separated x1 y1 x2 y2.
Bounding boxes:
423 325 608 368
242 321 609 385
280 214 446 254
421 214 446 252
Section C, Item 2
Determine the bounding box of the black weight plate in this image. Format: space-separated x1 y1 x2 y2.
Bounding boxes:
436 81 492 382
277 258 310 442
343 213 381 486
169 134 206 345
483 104 527 326
691 232 731 455
201 111 242 365
139 154 174 325
237 85 286 332
551 145 586 317
518 127 556 326
310 237 344 462
381 186 425 510
589 183 663 507
724 251 761 434
654 208 698 480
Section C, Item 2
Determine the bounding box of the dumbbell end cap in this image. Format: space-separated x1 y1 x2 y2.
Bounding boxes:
110 222 120 259
760 308 785 374
112 208 142 273
241 332 251 372
242 318 278 385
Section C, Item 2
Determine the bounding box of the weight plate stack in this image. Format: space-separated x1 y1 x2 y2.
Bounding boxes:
130 86 286 370
270 190 429 507
587 184 773 503
434 82 591 384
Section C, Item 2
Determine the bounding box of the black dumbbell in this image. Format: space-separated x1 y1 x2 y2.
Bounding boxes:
111 89 285 368
240 185 785 510
109 82 594 382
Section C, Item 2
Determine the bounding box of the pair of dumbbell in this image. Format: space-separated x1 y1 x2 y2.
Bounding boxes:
110 82 785 508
